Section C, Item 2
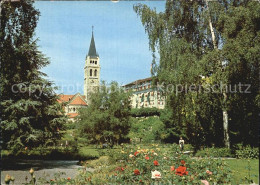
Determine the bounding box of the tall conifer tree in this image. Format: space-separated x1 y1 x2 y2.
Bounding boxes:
0 0 66 152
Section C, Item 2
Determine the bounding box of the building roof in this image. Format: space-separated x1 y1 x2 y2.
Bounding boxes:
67 113 79 118
123 77 153 87
57 95 74 103
70 95 87 105
87 31 98 58
58 93 87 106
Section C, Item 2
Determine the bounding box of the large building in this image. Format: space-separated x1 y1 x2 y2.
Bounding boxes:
58 29 100 121
123 77 165 109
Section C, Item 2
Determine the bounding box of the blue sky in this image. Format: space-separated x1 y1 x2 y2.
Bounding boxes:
35 1 165 94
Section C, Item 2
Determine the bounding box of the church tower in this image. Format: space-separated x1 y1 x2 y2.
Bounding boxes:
84 28 100 103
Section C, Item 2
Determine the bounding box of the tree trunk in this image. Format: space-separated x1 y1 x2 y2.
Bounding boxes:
223 110 230 148
205 0 230 148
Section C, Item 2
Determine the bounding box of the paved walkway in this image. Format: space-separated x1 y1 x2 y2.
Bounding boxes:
1 160 94 185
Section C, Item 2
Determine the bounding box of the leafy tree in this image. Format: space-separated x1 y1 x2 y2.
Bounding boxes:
77 81 131 147
0 0 67 152
134 0 259 148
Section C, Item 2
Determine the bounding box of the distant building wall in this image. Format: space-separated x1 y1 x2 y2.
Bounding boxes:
123 77 165 109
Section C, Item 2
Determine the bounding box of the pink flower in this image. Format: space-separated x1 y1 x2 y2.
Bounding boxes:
201 180 209 185
206 170 213 175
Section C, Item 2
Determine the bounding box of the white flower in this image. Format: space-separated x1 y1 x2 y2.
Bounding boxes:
151 170 161 179
153 152 158 156
129 154 134 158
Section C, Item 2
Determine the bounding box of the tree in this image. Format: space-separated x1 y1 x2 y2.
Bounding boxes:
134 0 259 148
77 81 131 147
0 0 67 152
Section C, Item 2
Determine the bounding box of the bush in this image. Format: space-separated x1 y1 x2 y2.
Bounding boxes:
195 147 234 158
235 145 259 159
131 108 161 117
129 117 164 143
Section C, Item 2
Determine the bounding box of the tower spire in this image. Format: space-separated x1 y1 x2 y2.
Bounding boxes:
87 26 98 58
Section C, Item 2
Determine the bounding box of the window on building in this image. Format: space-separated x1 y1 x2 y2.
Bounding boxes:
141 94 144 102
95 61 97 64
147 92 150 104
94 69 97 76
73 108 76 112
90 69 92 76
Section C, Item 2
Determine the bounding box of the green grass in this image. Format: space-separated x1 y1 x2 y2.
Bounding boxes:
78 146 100 159
226 159 259 184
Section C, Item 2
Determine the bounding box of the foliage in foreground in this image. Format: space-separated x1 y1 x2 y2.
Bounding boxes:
34 144 232 184
5 145 259 184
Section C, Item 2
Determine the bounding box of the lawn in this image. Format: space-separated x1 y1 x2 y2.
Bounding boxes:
226 159 259 184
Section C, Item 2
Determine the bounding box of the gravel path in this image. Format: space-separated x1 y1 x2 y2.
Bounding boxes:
1 160 94 185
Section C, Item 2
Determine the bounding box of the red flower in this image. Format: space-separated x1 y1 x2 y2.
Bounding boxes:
170 166 175 172
145 155 150 160
153 160 159 166
175 166 188 176
134 169 140 175
67 177 71 180
181 160 185 165
115 166 125 172
134 151 139 156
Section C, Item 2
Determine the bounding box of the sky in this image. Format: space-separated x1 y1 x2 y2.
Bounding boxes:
35 1 165 94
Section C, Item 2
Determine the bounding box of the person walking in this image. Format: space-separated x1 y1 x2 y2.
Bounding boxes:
179 137 184 151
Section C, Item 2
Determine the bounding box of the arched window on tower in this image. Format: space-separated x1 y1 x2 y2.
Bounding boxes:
95 61 97 64
94 69 97 76
90 69 92 76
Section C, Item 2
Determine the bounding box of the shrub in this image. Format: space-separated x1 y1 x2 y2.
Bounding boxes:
131 108 161 117
195 147 234 158
129 117 164 143
235 145 259 159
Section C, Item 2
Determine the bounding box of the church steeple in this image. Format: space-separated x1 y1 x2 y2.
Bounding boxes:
84 26 100 103
87 26 98 58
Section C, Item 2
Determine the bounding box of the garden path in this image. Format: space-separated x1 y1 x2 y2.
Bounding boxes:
1 160 94 185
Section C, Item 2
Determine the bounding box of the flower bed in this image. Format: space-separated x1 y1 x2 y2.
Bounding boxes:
101 144 232 184
12 144 232 184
